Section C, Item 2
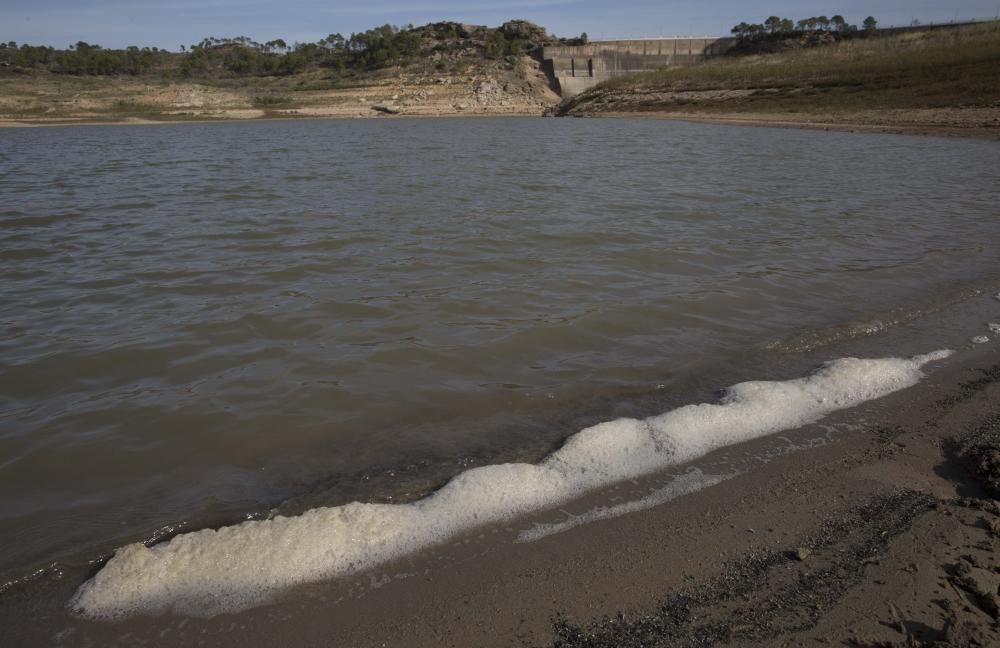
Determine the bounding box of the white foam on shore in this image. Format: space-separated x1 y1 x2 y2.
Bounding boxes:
69 350 952 620
516 468 733 543
517 428 835 543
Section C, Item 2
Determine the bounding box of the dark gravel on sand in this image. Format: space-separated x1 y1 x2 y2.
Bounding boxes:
544 491 935 648
949 412 1000 498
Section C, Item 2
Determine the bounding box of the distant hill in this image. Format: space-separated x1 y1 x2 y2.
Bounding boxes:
0 21 570 124
0 20 565 81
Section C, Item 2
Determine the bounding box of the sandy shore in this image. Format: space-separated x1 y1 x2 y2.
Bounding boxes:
271 343 1000 648
3 292 999 647
255 346 1000 648
0 110 547 129
5 107 1000 141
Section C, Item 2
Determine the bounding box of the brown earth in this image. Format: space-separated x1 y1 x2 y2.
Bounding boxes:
7 73 996 139
294 346 1000 648
552 80 1000 139
0 54 559 127
557 104 1000 140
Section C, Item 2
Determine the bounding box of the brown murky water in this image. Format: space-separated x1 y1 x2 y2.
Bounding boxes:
1 117 999 587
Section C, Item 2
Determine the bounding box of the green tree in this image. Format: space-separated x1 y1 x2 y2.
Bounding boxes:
180 51 207 76
347 24 420 68
863 16 878 33
484 30 508 59
277 52 306 75
322 33 346 51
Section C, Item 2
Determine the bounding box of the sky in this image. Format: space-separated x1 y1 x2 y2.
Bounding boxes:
2 1 998 50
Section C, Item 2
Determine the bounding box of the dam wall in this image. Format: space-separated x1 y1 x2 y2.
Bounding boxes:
542 37 735 97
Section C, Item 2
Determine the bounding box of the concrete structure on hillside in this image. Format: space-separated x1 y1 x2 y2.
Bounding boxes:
541 37 735 97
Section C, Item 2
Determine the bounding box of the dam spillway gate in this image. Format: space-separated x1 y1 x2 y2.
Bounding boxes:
541 37 735 97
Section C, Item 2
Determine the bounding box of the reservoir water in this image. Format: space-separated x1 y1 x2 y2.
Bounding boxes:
1 117 998 593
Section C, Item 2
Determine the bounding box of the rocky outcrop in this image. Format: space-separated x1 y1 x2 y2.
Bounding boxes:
500 20 554 47
370 103 400 115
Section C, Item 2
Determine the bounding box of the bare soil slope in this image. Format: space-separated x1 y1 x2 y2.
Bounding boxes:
0 56 558 126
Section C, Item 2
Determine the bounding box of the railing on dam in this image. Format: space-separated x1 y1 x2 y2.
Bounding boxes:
542 37 736 97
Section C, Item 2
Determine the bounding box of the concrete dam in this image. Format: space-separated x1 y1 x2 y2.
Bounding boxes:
541 37 735 97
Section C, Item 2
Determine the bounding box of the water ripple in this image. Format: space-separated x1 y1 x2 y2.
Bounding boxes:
0 117 998 578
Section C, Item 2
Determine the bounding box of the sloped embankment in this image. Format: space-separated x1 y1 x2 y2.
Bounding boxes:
556 23 1000 138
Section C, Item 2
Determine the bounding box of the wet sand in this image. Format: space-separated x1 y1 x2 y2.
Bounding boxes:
269 344 1000 648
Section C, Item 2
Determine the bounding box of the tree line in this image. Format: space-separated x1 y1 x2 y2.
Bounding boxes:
0 40 173 75
731 14 879 40
0 22 532 78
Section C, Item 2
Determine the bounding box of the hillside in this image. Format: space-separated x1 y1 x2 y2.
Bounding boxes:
556 22 1000 137
0 21 563 125
4 19 1000 133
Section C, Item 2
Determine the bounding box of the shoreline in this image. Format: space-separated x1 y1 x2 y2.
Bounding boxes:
5 293 1000 646
272 342 1000 648
565 108 1000 140
4 107 1000 140
0 110 550 129
2 113 999 644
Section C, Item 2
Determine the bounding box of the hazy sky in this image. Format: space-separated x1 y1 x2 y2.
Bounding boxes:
3 1 998 50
